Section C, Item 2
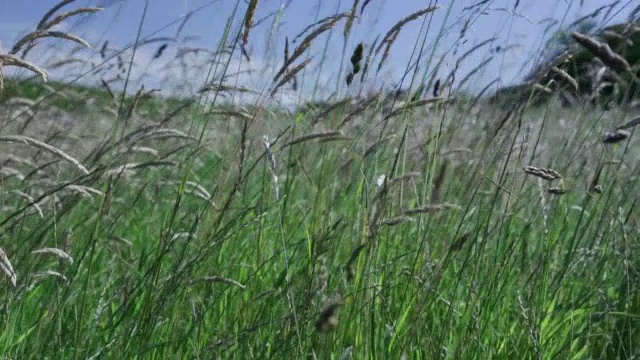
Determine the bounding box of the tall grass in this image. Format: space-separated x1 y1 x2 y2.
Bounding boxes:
0 0 639 358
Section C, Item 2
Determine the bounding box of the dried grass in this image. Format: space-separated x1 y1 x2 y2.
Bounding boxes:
274 13 348 83
0 135 89 174
32 247 74 264
242 0 259 47
571 32 631 73
283 130 343 148
65 185 104 198
0 248 17 287
343 0 360 41
375 6 439 71
11 31 91 56
38 7 103 31
36 0 77 30
271 58 313 96
33 270 68 282
523 166 562 181
10 190 44 218
0 54 49 83
550 66 579 91
404 203 460 215
382 216 414 226
602 129 630 144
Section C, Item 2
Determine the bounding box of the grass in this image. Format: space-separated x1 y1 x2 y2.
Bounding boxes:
0 0 639 358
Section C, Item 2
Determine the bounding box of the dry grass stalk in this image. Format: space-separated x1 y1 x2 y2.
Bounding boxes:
316 300 344 332
36 0 77 30
602 129 630 144
382 216 414 226
531 83 552 94
359 37 378 80
343 0 360 40
274 13 348 83
338 93 381 128
11 31 91 56
47 57 90 69
210 110 253 121
550 66 579 91
455 37 497 67
571 32 631 73
523 166 562 181
360 0 373 14
547 187 567 195
100 79 116 100
262 135 280 200
284 36 290 63
65 185 104 198
283 130 342 148
33 270 68 282
616 116 640 131
377 6 439 53
38 7 103 31
375 6 439 70
127 146 159 157
198 84 259 95
363 134 395 158
0 135 89 174
310 98 354 126
32 247 74 264
343 0 360 37
291 12 349 44
109 234 133 246
158 180 214 205
588 163 603 193
0 54 48 82
271 58 313 96
377 31 399 72
140 128 194 141
0 167 25 181
0 248 17 287
318 135 353 143
4 155 37 168
384 97 451 121
11 190 44 218
404 203 460 215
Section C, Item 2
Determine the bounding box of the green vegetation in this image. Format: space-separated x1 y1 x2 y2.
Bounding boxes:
0 1 639 358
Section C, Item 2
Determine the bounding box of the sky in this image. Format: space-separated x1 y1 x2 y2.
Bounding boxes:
0 0 638 104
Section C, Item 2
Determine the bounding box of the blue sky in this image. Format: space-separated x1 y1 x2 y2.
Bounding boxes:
0 0 637 102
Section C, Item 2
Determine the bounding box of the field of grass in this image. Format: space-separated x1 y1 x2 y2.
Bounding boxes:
1 1 639 358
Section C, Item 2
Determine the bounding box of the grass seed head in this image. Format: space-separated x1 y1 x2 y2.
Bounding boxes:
523 166 562 181
316 300 344 332
548 187 567 195
0 248 17 287
571 32 631 73
602 129 630 144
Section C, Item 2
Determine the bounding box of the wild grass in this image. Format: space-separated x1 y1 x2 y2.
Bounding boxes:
0 0 639 359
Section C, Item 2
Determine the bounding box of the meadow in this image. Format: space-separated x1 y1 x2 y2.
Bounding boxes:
0 1 639 358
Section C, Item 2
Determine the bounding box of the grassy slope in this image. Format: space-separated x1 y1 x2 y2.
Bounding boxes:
0 75 638 359
1 2 639 358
